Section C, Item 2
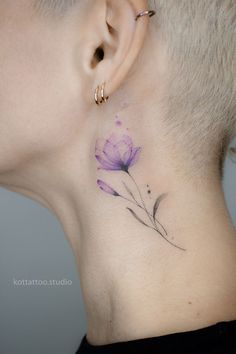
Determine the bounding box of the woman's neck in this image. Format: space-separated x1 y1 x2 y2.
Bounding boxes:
1 107 236 344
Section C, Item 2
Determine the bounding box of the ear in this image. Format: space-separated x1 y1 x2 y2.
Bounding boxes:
81 0 150 104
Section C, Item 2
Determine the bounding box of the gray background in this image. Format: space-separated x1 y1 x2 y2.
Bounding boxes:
0 151 235 354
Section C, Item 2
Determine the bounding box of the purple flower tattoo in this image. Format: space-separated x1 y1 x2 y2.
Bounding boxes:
95 134 141 172
95 133 186 251
97 180 120 196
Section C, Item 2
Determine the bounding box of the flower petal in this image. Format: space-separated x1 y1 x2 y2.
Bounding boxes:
95 138 106 154
97 179 119 196
121 135 133 148
115 135 133 164
103 140 121 164
123 147 133 164
115 140 132 164
107 133 119 145
95 154 118 170
95 134 139 171
128 147 142 167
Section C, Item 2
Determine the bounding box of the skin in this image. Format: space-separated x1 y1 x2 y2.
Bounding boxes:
0 0 236 346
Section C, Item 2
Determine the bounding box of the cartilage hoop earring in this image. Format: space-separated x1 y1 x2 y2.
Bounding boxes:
135 10 156 21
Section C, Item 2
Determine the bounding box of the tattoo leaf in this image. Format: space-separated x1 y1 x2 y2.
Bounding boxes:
126 207 150 228
153 193 168 220
122 181 137 203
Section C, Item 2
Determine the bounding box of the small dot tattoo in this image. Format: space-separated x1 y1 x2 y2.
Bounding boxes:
122 102 129 109
146 185 151 194
116 120 122 126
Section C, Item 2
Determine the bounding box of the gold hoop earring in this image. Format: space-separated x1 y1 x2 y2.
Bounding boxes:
94 85 103 105
101 82 109 103
94 82 109 105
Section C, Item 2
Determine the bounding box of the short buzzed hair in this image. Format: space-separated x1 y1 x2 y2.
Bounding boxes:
33 0 79 17
34 0 236 177
149 0 236 177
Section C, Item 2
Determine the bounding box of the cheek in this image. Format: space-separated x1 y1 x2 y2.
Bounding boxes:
0 26 83 172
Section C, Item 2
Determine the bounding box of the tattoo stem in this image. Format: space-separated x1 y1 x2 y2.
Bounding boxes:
124 173 185 251
118 194 163 234
151 227 186 250
120 194 185 250
153 214 168 236
127 171 156 228
127 171 167 236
